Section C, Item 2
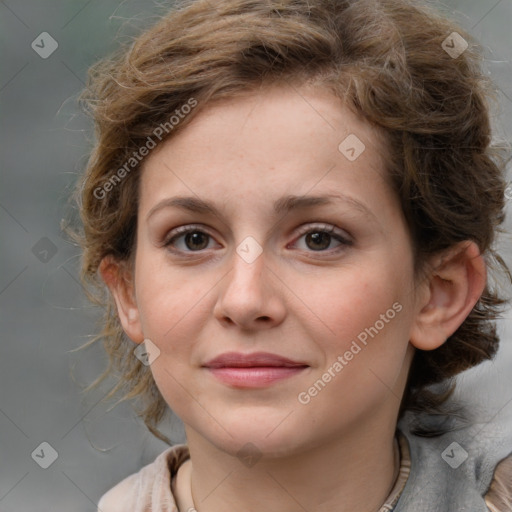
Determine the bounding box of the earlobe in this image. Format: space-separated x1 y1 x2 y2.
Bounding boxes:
99 255 145 344
410 241 486 351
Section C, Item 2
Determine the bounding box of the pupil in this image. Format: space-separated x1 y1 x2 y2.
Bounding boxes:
306 232 330 251
186 232 208 250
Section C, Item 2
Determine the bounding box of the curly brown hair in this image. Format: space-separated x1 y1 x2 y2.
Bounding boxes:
68 0 511 444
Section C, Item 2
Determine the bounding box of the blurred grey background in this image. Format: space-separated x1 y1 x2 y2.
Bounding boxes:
0 1 511 511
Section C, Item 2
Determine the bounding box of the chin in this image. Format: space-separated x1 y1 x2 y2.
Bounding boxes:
192 410 313 460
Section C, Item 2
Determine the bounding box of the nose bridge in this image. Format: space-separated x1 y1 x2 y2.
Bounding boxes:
225 213 269 288
226 238 268 301
214 237 285 328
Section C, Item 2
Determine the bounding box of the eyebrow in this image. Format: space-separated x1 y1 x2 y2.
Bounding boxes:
146 193 377 223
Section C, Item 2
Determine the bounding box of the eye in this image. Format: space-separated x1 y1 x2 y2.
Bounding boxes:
163 223 352 255
164 224 218 253
291 223 352 253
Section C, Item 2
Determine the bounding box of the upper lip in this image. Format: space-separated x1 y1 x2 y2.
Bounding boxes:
203 352 308 368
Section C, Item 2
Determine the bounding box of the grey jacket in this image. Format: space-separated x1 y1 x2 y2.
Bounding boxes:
394 410 512 511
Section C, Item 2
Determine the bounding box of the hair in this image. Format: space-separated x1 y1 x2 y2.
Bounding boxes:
68 0 511 444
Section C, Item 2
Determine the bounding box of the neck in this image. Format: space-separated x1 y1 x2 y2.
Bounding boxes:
184 413 400 512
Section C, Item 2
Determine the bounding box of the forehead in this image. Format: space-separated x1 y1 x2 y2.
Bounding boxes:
138 84 393 218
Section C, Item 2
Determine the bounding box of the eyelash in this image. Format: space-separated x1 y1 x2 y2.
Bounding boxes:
163 223 353 256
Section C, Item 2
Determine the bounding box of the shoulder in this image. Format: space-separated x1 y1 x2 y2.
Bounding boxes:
485 451 512 511
394 410 512 510
97 471 139 512
97 444 190 512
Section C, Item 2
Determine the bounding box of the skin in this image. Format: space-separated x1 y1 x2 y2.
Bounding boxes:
101 83 486 512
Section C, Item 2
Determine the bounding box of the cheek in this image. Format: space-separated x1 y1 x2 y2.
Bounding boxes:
295 276 412 431
304 267 407 353
134 256 209 354
133 260 206 419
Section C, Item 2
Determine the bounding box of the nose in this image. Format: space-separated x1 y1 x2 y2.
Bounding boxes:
213 244 287 331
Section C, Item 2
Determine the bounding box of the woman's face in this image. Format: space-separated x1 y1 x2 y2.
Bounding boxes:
129 84 423 456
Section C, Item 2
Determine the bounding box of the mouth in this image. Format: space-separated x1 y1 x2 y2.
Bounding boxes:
202 352 309 388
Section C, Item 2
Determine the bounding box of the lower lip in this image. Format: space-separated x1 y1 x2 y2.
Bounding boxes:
206 366 308 388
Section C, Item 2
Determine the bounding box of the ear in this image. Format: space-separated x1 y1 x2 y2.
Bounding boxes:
99 255 145 344
410 241 486 351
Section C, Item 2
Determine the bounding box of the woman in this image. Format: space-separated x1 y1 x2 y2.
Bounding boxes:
72 0 512 509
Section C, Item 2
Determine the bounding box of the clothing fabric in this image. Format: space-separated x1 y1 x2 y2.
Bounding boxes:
97 421 512 511
393 410 512 511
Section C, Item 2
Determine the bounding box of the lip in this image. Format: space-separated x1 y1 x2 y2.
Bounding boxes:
203 351 307 368
202 352 309 388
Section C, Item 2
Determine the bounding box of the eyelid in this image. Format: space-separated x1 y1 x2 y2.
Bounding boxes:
165 223 207 236
292 222 352 244
163 223 216 247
